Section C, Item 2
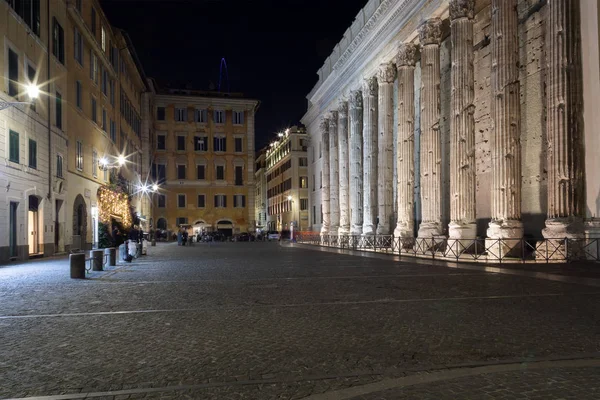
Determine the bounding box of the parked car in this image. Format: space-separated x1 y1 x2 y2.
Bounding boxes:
236 232 252 242
267 231 280 241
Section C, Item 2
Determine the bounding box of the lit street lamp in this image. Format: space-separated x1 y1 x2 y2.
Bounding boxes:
0 84 40 111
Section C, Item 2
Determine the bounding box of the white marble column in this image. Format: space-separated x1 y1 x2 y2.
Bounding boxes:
448 0 477 248
394 43 418 239
320 117 330 235
541 0 585 256
486 0 523 254
377 63 396 235
349 90 364 235
417 18 445 240
362 76 379 236
338 100 351 235
329 111 340 234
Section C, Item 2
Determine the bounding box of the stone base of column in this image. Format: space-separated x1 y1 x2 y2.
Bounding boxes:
351 225 363 236
416 222 446 252
393 223 415 250
362 224 376 236
330 225 340 236
446 221 477 256
584 219 600 261
535 217 585 261
376 223 390 235
320 226 329 236
338 225 350 236
485 220 524 260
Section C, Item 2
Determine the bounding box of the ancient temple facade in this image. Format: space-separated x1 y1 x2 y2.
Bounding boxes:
301 0 600 258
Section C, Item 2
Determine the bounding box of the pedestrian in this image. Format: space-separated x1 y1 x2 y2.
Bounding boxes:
177 229 182 246
182 230 188 246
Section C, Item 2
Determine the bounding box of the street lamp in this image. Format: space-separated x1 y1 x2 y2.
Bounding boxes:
0 84 40 111
287 195 295 242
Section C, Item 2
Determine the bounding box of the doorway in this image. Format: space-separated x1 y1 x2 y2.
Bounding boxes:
9 202 18 258
28 195 41 255
55 199 63 252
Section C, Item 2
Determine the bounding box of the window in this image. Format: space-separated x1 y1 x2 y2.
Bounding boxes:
157 134 166 150
299 157 308 167
102 108 107 131
213 136 226 152
91 8 96 34
300 198 309 211
312 174 315 191
214 195 226 208
157 194 166 208
8 49 18 97
76 81 82 109
74 28 83 65
233 195 246 208
76 141 83 170
101 67 108 95
313 206 316 224
233 111 244 125
194 108 207 123
109 80 115 106
56 155 63 178
235 166 243 186
156 107 165 120
177 194 186 208
101 26 106 51
177 165 186 180
196 165 205 180
5 0 40 36
197 194 206 208
9 130 19 163
235 137 243 152
177 135 186 151
110 119 116 142
214 110 224 124
320 172 322 188
194 136 208 151
52 18 65 64
92 149 98 178
176 217 188 226
55 91 63 129
216 165 225 180
320 204 323 223
91 96 97 122
90 52 98 83
26 139 36 169
175 108 187 122
76 0 82 13
300 176 308 188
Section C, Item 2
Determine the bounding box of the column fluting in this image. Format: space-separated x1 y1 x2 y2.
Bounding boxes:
349 90 364 235
329 111 340 234
362 76 379 236
320 117 330 235
377 63 396 235
338 100 351 235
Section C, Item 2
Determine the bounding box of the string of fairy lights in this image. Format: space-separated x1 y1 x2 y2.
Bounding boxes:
97 186 133 229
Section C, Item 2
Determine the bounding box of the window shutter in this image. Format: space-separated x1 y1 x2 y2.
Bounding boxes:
224 195 227 208
233 196 238 208
214 196 218 207
242 195 246 207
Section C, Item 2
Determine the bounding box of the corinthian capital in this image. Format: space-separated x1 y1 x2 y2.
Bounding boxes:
319 117 329 134
338 99 348 117
378 62 397 84
419 18 442 46
349 90 363 109
362 76 378 97
396 42 418 67
328 111 338 128
450 0 475 20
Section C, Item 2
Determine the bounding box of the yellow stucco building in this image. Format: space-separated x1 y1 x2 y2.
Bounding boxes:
151 87 258 238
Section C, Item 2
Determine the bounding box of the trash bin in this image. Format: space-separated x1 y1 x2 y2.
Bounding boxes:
105 247 116 266
70 253 86 279
90 250 103 271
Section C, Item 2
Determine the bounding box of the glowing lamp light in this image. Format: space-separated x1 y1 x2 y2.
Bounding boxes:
26 84 40 99
99 157 108 167
287 195 292 201
152 184 159 192
117 155 126 166
278 132 284 137
140 185 148 193
285 128 290 134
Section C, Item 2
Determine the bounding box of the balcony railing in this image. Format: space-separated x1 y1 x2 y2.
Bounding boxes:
295 233 600 263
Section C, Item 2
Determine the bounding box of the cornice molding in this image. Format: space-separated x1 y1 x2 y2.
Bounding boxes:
155 95 260 111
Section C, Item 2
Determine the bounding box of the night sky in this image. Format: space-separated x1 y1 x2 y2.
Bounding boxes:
100 0 367 149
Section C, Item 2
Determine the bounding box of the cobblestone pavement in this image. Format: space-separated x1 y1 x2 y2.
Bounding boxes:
0 242 599 399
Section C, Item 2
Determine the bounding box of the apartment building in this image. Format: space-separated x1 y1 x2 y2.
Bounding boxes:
265 126 309 232
254 148 267 233
151 87 259 237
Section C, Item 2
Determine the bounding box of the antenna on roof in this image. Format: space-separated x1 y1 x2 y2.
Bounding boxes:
218 58 230 93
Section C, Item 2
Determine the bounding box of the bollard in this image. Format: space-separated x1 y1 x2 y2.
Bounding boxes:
70 253 86 279
105 247 116 266
91 249 104 271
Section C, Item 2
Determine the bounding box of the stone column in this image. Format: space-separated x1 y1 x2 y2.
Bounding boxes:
448 0 477 250
394 43 418 239
320 117 330 235
486 0 523 256
329 111 340 234
362 76 379 236
349 90 364 235
417 18 445 240
541 0 585 255
377 63 396 235
338 100 351 235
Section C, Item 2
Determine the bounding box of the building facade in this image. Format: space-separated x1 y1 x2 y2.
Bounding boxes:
151 88 259 238
254 148 267 233
302 0 600 258
1 0 151 263
265 126 309 232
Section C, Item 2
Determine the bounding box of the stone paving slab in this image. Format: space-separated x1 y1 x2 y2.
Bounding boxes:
0 242 599 399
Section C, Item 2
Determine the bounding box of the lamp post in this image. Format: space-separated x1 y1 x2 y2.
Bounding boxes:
287 195 295 242
139 183 159 247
